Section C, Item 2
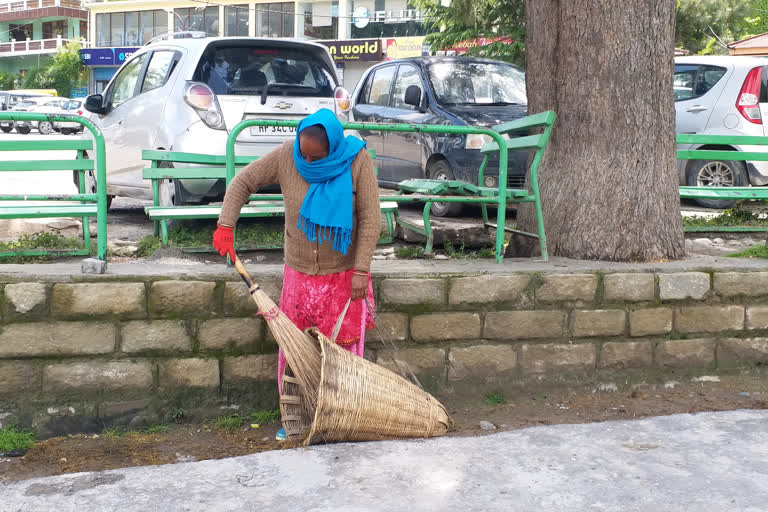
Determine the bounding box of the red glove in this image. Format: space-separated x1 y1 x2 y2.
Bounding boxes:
212 225 236 261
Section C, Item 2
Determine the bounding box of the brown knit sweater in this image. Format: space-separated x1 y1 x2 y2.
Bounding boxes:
218 141 381 275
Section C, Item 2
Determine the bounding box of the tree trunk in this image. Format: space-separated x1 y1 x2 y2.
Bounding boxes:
510 0 685 261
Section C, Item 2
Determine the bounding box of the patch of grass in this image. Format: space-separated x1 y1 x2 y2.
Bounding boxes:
249 409 281 425
0 232 84 263
102 427 124 441
395 245 425 259
212 415 243 433
443 240 496 259
141 424 171 435
726 244 768 259
682 202 768 228
0 425 36 453
137 236 162 258
483 392 506 406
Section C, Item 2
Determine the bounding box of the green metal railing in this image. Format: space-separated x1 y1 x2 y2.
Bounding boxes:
0 112 108 260
226 120 517 263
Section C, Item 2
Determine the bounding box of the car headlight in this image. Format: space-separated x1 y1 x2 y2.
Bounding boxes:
465 133 492 150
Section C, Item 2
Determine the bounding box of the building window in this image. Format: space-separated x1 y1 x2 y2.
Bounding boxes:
111 13 125 46
225 4 249 36
300 1 336 39
350 0 426 38
174 6 219 36
10 23 32 42
42 20 67 39
96 10 168 47
80 20 88 40
255 2 294 38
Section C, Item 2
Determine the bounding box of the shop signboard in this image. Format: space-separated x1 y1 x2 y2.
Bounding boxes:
384 36 428 60
70 87 88 98
436 37 514 56
320 39 382 62
115 47 140 65
79 48 114 66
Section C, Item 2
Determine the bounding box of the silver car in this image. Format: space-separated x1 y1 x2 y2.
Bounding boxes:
675 55 768 207
83 34 350 206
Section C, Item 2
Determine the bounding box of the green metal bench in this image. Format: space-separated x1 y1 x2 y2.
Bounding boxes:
142 149 399 249
677 133 768 232
0 112 108 260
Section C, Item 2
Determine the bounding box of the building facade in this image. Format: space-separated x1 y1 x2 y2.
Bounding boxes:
83 0 429 91
0 0 88 78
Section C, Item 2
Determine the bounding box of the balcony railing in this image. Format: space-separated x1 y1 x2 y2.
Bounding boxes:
0 36 88 54
0 0 83 13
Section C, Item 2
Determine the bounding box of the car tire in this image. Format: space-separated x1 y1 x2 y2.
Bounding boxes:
0 125 12 133
15 125 31 135
38 121 53 135
685 158 748 209
60 128 72 135
73 168 113 211
427 160 463 217
158 162 190 206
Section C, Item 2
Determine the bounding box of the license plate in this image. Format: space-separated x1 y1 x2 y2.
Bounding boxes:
249 125 297 136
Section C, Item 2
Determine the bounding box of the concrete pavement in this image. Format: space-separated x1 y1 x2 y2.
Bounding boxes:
2 409 767 512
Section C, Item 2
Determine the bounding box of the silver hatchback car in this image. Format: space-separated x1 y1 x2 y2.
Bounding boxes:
675 55 768 208
83 34 350 206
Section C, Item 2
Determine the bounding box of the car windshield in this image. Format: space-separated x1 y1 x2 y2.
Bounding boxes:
193 44 335 97
15 101 36 108
63 100 81 110
427 61 526 106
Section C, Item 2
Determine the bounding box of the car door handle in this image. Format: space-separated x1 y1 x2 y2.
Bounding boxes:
686 105 708 113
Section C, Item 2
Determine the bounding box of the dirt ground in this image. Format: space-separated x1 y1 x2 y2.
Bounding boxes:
2 374 767 484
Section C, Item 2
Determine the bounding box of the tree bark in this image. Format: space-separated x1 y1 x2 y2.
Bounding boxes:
510 0 685 261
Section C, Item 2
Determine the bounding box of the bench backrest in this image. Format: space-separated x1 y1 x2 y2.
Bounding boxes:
676 133 768 162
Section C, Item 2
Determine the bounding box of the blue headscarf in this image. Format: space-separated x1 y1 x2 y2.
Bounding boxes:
293 109 366 255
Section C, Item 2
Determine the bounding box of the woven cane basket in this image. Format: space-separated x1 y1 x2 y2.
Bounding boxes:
302 327 450 444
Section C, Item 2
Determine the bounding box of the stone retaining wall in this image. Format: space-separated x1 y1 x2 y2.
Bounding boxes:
2 269 768 435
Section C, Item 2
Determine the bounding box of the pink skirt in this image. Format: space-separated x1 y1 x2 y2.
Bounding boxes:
277 265 375 392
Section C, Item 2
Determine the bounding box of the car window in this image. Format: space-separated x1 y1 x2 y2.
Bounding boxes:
193 44 334 97
111 53 148 108
673 64 726 101
141 51 177 93
364 65 396 106
63 100 81 110
392 64 422 109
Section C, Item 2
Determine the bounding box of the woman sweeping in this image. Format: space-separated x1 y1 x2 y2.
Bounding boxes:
212 108 380 441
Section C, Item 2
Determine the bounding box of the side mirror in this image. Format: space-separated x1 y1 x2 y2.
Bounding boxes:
84 94 106 115
404 85 422 109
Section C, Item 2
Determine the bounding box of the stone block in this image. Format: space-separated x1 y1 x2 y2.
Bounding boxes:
43 361 153 392
199 318 262 351
599 341 652 369
222 354 278 383
376 348 445 375
714 272 768 298
223 280 283 315
0 361 39 394
447 345 516 380
0 322 115 357
150 281 216 315
570 310 626 337
121 320 191 353
52 283 146 318
675 305 744 333
160 358 219 388
4 283 47 317
380 278 446 305
449 275 530 304
746 307 768 330
372 312 408 342
519 343 596 374
658 272 710 300
536 274 597 302
81 258 107 274
410 312 481 342
603 273 655 302
657 339 715 368
719 338 768 366
484 310 565 340
630 308 673 337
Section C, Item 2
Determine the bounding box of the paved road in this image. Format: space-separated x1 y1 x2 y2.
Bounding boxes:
2 410 767 512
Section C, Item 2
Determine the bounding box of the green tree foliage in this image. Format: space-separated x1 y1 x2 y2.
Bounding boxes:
675 0 757 54
752 0 768 34
22 41 84 96
0 72 16 90
412 0 525 66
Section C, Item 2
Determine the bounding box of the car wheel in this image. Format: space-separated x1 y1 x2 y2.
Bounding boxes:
0 125 12 133
427 160 463 217
73 168 113 210
15 125 31 135
38 121 53 135
60 128 72 135
685 159 748 209
158 162 189 206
